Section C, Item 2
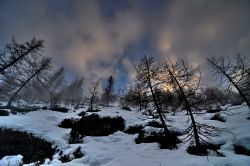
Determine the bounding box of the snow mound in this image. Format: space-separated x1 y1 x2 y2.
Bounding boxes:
0 155 23 166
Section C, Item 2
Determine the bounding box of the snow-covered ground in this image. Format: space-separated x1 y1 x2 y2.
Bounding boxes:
0 104 250 166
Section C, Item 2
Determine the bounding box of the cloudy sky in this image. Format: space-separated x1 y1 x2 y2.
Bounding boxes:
0 0 250 87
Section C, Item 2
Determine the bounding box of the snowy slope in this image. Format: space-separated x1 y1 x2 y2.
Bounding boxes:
0 104 250 166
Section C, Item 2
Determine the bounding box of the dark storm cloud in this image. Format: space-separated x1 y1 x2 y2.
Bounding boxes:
0 0 250 86
156 0 250 85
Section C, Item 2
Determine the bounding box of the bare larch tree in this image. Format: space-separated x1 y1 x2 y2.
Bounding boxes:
0 38 43 74
135 57 179 148
6 57 51 107
207 55 250 109
163 58 201 148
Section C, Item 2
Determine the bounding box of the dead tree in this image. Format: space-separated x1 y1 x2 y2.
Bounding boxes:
0 38 43 74
7 57 51 107
207 55 250 109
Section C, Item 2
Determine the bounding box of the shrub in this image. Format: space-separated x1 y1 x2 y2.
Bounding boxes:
86 108 101 112
124 125 143 134
135 131 181 149
0 109 9 116
73 147 84 158
51 107 68 113
0 128 55 164
147 121 163 128
187 143 223 156
69 114 125 143
234 145 250 156
11 110 18 115
59 147 84 163
207 108 222 113
41 106 47 110
59 154 72 163
11 107 38 113
125 123 181 149
69 130 83 144
121 106 131 111
59 118 77 128
210 113 226 122
77 111 86 117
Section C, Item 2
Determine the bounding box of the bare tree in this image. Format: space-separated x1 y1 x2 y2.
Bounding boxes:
6 57 51 107
135 56 173 138
0 38 43 74
163 58 202 150
240 67 250 102
163 58 221 155
207 55 250 109
89 81 100 111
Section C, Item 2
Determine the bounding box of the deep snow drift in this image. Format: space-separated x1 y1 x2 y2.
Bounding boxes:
0 104 250 166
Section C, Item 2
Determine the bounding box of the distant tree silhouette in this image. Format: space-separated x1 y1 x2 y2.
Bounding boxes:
102 75 115 106
46 68 65 108
58 78 84 106
120 84 149 112
89 81 100 111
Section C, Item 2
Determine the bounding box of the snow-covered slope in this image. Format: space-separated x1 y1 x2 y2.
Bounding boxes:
0 104 250 166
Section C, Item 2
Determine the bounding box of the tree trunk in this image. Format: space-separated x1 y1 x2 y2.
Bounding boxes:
145 59 170 136
139 93 142 112
90 95 93 111
149 83 170 136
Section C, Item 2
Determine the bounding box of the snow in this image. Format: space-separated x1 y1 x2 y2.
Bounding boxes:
0 105 250 166
0 155 23 166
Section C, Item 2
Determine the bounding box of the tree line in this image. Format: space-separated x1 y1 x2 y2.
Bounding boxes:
0 38 249 112
0 38 115 109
